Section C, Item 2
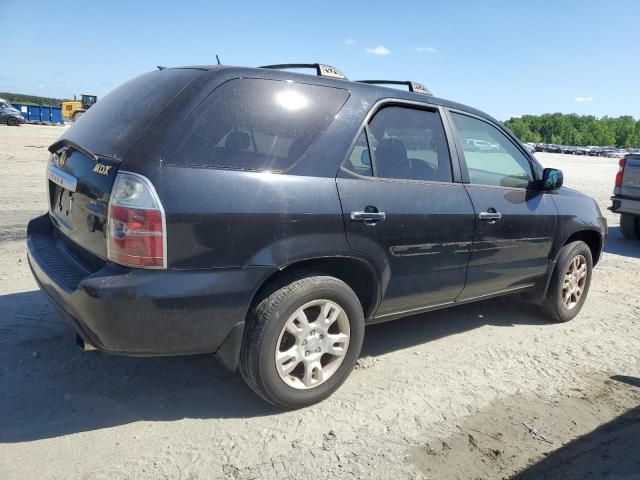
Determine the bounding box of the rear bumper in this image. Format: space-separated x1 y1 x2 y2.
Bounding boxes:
610 196 640 216
27 214 275 357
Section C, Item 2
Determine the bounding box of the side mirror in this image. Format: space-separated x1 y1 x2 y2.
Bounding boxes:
361 149 371 166
541 168 563 191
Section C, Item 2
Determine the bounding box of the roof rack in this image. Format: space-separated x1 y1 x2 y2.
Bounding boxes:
356 80 432 96
259 63 347 80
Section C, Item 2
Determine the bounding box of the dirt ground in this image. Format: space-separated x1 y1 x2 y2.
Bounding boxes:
1 124 639 480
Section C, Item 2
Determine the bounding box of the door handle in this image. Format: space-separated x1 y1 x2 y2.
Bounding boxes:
478 211 502 222
351 210 386 224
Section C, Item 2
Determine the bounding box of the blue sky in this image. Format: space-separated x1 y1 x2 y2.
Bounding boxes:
1 0 638 120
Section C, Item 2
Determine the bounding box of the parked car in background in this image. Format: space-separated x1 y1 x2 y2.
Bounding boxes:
461 138 500 152
27 62 607 408
547 144 562 153
588 147 602 156
610 154 640 239
561 146 577 154
0 99 25 126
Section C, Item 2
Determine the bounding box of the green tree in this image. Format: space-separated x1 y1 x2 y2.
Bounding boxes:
504 113 639 147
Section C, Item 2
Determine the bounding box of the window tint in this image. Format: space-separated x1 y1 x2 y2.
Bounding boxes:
343 131 373 176
366 106 452 182
62 68 203 158
452 113 533 189
164 79 349 172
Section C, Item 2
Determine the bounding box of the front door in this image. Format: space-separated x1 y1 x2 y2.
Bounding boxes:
448 111 557 299
337 104 475 320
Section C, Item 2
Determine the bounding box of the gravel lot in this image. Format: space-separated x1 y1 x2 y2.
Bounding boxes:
1 124 639 479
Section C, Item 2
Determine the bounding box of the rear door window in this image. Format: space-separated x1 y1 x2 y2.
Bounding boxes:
343 106 452 182
164 79 349 172
343 131 373 176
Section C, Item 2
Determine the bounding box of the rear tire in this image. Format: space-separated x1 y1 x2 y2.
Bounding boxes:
620 213 639 239
542 241 593 322
7 117 18 126
240 275 364 409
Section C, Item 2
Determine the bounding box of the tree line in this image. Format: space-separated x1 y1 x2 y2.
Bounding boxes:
504 113 640 148
0 92 69 108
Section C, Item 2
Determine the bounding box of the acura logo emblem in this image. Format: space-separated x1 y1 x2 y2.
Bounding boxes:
57 151 67 168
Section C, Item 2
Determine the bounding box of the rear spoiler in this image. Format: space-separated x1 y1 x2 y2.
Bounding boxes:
48 139 99 161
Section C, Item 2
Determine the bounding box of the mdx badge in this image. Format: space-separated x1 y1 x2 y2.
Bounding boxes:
93 163 113 175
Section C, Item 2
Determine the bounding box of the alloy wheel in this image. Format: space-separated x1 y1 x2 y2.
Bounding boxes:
561 254 588 310
274 299 350 389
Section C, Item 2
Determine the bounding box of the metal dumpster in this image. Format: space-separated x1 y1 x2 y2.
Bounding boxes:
10 103 64 124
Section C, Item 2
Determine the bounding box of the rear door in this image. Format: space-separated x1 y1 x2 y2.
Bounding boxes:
337 103 475 320
47 147 120 259
448 110 557 300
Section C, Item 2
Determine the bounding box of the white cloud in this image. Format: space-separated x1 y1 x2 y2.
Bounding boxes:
575 96 593 102
414 47 438 53
345 38 355 45
365 45 391 56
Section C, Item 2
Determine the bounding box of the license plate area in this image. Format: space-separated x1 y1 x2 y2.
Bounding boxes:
50 185 75 231
47 165 77 192
48 166 77 230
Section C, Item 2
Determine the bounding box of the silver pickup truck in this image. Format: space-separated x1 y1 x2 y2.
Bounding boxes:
611 154 640 238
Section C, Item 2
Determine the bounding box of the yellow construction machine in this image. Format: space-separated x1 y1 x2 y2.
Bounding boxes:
61 94 97 122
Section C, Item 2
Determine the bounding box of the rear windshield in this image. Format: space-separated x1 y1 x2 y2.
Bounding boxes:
59 68 203 158
163 78 349 172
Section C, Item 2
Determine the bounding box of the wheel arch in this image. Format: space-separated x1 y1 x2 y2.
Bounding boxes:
562 228 603 265
525 227 603 306
250 256 382 321
215 255 381 372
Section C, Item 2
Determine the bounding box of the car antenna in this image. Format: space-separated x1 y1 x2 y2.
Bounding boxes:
216 55 222 65
157 65 166 70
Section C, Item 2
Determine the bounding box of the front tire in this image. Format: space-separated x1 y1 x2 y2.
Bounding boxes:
240 275 365 409
542 241 593 322
7 117 19 126
620 213 639 239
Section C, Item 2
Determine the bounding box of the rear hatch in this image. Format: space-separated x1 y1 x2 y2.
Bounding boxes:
46 68 204 260
620 154 640 199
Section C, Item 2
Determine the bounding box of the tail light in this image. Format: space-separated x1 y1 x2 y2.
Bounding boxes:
615 158 626 188
107 171 166 269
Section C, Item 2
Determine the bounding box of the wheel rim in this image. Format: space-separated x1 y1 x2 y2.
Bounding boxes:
561 254 588 310
274 299 350 390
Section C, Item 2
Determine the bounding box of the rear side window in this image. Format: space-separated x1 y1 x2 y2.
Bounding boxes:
164 79 349 172
60 68 203 158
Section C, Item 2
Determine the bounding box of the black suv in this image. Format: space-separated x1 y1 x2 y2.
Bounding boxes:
27 63 607 408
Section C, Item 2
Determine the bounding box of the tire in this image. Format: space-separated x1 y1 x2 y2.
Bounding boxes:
620 213 639 240
240 275 365 409
542 241 593 322
72 111 84 122
7 117 18 126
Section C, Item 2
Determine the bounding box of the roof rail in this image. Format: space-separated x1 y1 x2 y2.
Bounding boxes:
259 63 347 80
356 80 432 96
